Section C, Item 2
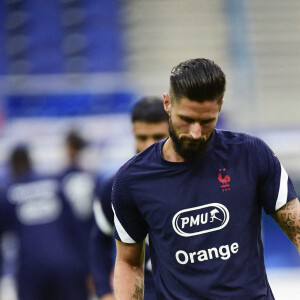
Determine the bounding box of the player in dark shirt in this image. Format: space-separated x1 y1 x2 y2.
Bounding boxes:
90 96 169 299
112 58 300 299
58 132 95 266
0 145 89 300
57 131 96 296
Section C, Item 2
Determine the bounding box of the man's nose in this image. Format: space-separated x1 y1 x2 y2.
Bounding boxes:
190 123 201 140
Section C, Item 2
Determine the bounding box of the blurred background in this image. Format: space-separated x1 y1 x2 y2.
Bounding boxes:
0 0 299 299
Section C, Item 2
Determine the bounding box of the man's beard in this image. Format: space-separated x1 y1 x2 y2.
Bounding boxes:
168 118 213 161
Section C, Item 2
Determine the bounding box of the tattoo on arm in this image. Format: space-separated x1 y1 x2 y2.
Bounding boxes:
272 198 300 252
132 277 144 300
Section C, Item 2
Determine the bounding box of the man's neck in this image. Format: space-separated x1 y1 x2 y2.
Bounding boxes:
162 138 185 162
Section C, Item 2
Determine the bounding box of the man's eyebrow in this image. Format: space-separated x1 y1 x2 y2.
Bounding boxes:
200 117 216 124
179 115 216 123
178 115 194 122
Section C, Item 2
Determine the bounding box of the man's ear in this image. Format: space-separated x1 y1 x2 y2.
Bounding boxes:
163 93 171 115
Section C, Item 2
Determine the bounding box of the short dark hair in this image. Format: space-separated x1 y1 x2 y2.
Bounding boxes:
170 58 226 104
131 96 169 123
66 131 85 152
9 145 32 178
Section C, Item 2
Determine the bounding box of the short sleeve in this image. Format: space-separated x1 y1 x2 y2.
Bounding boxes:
112 166 148 244
93 177 114 236
254 137 297 214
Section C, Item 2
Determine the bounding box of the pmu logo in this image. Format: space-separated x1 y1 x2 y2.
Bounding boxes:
172 203 229 237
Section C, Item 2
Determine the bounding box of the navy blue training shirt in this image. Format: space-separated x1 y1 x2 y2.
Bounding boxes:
91 176 156 299
112 129 297 300
0 172 89 280
58 166 95 270
0 172 82 266
0 171 91 300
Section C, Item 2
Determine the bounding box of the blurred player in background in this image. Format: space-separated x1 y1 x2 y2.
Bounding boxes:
90 96 169 300
0 145 90 300
112 58 300 299
58 131 95 254
57 131 96 296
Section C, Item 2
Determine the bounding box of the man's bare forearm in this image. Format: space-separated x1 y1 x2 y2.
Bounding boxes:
114 261 144 300
272 198 300 254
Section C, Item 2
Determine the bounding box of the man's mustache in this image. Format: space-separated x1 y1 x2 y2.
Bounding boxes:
180 136 206 144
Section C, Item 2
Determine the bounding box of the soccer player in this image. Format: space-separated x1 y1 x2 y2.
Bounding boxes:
0 145 89 300
58 131 95 250
58 131 96 296
90 96 169 300
112 58 300 299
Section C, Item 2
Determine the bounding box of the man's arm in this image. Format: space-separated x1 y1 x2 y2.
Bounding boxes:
114 239 145 300
271 197 300 254
90 177 116 299
90 221 114 299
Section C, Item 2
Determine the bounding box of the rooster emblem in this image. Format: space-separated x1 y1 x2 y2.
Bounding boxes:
218 169 230 188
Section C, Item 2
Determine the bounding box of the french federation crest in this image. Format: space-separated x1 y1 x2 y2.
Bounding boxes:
218 168 230 192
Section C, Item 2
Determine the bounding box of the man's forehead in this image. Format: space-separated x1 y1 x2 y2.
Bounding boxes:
174 98 221 113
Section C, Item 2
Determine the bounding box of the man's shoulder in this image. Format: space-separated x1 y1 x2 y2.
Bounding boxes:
4 174 59 203
59 166 94 179
117 140 162 176
7 172 58 186
215 129 265 148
